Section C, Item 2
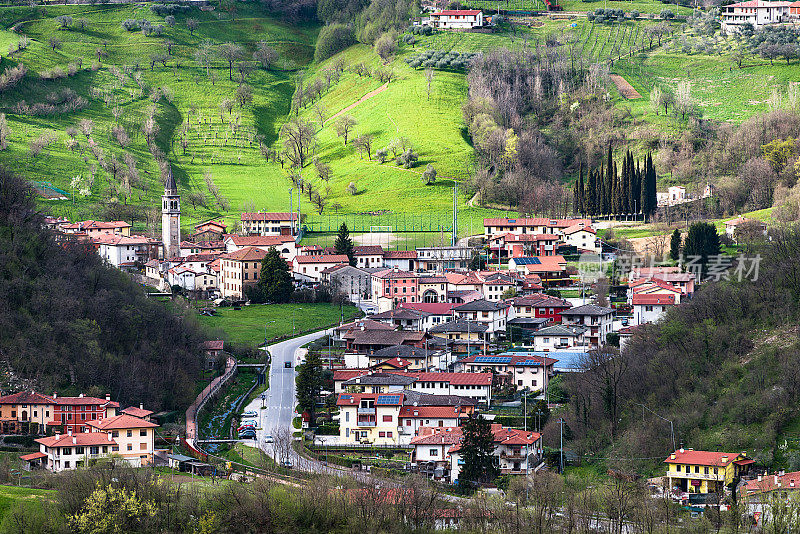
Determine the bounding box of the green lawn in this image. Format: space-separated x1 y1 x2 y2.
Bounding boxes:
198 303 360 346
0 485 54 525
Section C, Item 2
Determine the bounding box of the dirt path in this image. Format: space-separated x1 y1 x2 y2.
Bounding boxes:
610 74 642 99
327 82 389 124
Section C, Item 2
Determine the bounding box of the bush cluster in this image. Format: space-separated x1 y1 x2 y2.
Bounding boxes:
587 8 626 22
405 49 479 70
407 24 434 36
150 3 191 16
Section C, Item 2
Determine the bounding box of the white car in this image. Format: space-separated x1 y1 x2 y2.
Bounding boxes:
264 435 274 444
242 411 258 418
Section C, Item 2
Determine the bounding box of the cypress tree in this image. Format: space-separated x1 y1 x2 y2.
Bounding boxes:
587 169 597 215
575 163 585 215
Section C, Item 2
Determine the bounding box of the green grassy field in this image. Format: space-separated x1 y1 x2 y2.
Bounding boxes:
461 0 692 14
0 485 54 525
198 302 361 346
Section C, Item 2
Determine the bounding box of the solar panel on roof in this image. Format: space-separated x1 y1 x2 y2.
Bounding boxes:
340 394 352 399
474 356 512 364
376 395 401 405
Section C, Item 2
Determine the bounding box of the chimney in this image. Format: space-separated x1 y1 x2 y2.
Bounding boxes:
67 429 72 437
781 469 786 477
79 393 84 398
758 475 763 482
139 403 143 410
721 456 728 463
106 394 110 401
775 475 779 485
55 433 61 440
72 436 76 445
679 448 684 453
670 453 676 460
108 432 113 441
53 392 58 399
792 480 796 488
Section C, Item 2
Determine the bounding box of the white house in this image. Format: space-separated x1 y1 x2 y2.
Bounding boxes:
724 216 768 242
224 235 296 259
416 246 472 271
452 299 511 339
531 325 588 352
561 224 600 253
94 234 158 268
428 9 484 29
631 293 675 326
558 304 614 348
292 254 349 282
239 212 296 236
722 0 790 30
456 354 556 392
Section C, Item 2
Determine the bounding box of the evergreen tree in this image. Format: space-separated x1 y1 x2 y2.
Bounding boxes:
296 350 324 423
670 228 682 261
642 153 657 219
683 222 720 275
575 164 585 215
459 414 498 487
249 247 293 303
586 169 597 215
632 158 642 215
334 222 355 266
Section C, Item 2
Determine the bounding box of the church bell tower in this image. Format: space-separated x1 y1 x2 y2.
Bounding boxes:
161 168 180 259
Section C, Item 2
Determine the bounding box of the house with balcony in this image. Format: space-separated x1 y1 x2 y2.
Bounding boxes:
383 250 417 271
399 302 455 329
86 414 159 467
530 325 588 352
30 431 119 472
429 320 489 353
432 423 541 483
370 308 427 331
371 268 420 312
456 354 556 392
665 448 753 495
240 212 297 236
418 276 449 304
559 304 614 348
631 294 676 326
452 299 511 340
337 390 480 446
511 294 572 324
722 0 790 31
428 9 484 29
416 246 472 271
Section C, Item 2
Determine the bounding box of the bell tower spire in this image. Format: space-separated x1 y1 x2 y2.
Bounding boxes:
161 168 180 259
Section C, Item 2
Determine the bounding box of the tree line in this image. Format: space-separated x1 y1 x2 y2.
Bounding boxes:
573 147 657 219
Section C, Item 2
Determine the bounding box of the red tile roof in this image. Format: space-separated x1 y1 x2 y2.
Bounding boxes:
745 471 795 495
664 449 745 467
432 9 482 15
631 294 676 305
19 452 47 461
55 396 116 406
400 406 470 419
384 250 417 259
204 340 224 351
120 406 154 418
354 246 384 255
36 433 117 447
484 218 591 228
86 414 159 430
398 302 455 315
294 254 349 264
372 357 412 369
240 212 297 221
226 235 294 247
0 392 55 405
409 426 463 445
336 393 404 406
220 246 268 262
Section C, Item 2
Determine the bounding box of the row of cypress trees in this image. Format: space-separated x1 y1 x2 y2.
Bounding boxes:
573 146 658 219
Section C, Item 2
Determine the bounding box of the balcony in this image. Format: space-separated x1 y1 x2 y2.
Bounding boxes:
357 407 376 415
500 451 528 460
670 472 723 482
357 420 376 427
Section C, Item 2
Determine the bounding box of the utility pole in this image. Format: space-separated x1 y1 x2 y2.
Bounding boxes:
452 182 458 247
558 418 565 474
288 188 294 236
524 392 527 431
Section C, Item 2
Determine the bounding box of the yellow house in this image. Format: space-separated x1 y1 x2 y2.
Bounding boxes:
665 448 753 494
337 392 402 446
87 414 159 467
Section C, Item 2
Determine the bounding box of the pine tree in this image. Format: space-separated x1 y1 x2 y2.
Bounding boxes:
296 350 323 423
575 163 585 215
670 228 682 261
334 222 355 266
684 222 720 274
250 247 293 303
459 414 498 487
586 169 597 215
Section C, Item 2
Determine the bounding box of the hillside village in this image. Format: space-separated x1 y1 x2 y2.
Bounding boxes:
3 0 800 529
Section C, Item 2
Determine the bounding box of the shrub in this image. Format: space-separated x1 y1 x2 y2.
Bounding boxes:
396 148 418 168
150 3 191 16
315 23 356 62
660 9 675 19
630 9 640 18
122 19 139 31
375 147 388 163
347 182 357 195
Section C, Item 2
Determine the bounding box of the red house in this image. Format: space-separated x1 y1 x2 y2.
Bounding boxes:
49 394 119 434
511 294 572 324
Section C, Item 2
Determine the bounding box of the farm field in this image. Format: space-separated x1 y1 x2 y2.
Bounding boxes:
197 303 361 346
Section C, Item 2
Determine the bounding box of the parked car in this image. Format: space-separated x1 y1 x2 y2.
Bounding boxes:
263 435 274 444
240 419 257 426
281 460 293 469
238 431 256 439
284 361 292 368
242 411 258 418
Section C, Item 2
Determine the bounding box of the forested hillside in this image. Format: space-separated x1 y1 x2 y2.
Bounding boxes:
561 229 800 471
0 167 205 410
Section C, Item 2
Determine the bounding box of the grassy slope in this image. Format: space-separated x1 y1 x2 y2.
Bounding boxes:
0 486 53 525
0 3 316 233
198 302 360 346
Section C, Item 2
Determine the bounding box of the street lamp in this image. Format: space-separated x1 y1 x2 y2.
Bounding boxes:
264 320 276 349
289 188 294 236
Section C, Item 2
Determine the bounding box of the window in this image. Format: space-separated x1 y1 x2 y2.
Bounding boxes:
695 466 700 473
676 465 681 472
140 443 147 450
345 412 349 422
65 461 70 468
63 448 72 455
704 467 709 474
382 415 392 422
379 431 386 438
387 432 392 438
140 429 147 437
76 447 84 454
127 444 133 451
430 448 439 457
102 446 108 453
112 446 119 452
112 430 119 437
90 447 99 455
127 430 132 438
